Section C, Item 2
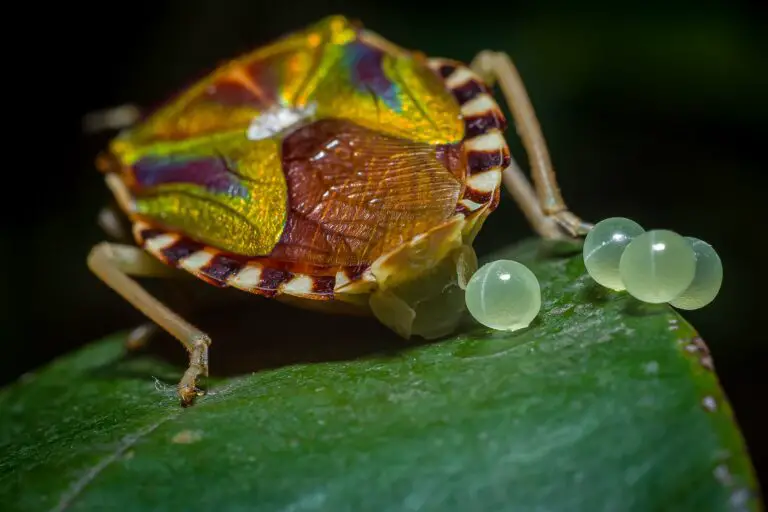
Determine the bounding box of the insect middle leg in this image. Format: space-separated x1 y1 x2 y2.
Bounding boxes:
87 242 210 406
470 50 593 239
95 205 172 351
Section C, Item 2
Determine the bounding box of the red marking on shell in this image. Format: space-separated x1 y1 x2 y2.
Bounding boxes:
464 112 507 139
311 275 336 296
205 59 278 107
258 268 293 297
467 149 509 175
161 240 205 265
437 64 458 78
203 254 246 284
137 227 165 242
463 187 493 205
435 143 468 183
345 265 369 282
451 79 489 105
204 82 262 106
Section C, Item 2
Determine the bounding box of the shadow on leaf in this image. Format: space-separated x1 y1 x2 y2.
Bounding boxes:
89 290 438 382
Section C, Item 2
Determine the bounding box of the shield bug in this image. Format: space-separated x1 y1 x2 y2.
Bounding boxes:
87 15 590 406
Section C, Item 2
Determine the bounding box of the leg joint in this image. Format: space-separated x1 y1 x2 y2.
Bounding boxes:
87 241 114 270
192 334 212 349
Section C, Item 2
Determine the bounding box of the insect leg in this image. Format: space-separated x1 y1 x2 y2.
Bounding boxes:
125 322 159 351
97 204 132 242
470 50 592 238
87 242 210 406
93 217 197 352
82 104 141 134
501 155 565 239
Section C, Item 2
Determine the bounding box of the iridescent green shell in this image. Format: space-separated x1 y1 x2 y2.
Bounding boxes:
100 15 510 311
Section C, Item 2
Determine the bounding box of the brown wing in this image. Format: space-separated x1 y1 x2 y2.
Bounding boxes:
272 119 466 267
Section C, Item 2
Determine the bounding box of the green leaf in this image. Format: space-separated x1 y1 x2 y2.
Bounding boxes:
0 239 760 511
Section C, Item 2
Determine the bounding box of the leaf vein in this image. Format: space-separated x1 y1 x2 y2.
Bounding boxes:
51 411 181 512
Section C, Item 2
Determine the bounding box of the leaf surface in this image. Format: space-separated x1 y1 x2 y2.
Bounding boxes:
0 239 760 511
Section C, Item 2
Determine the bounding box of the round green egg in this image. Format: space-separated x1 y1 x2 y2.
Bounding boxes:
619 229 696 303
465 260 541 332
583 217 646 290
669 237 723 310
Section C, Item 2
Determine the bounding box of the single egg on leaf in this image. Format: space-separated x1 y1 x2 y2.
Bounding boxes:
619 229 696 303
583 217 645 290
465 260 541 332
669 237 723 310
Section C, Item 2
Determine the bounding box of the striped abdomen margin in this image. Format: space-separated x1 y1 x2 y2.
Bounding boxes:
426 58 510 216
132 59 509 301
133 221 368 300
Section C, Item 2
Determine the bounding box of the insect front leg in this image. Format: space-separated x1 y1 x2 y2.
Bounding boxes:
87 242 210 406
470 50 593 239
82 104 142 134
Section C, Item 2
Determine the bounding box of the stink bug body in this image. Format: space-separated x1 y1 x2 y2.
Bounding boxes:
88 15 589 406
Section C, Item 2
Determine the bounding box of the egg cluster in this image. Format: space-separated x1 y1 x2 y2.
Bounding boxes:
583 217 722 310
462 217 721 334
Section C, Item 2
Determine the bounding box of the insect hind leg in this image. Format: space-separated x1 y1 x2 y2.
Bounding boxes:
470 50 592 239
87 242 210 406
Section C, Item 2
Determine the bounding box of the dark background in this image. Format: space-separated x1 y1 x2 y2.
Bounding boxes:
5 0 766 496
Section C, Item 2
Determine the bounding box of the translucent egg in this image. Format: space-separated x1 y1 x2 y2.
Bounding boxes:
465 260 541 331
583 217 645 290
669 237 723 310
619 229 696 303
